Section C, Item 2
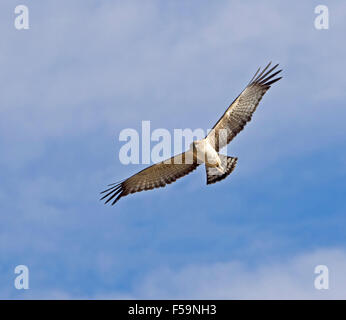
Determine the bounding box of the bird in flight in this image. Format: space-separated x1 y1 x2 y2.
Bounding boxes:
101 62 282 205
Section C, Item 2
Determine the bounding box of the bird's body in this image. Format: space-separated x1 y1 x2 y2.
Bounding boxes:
101 62 282 205
193 139 224 173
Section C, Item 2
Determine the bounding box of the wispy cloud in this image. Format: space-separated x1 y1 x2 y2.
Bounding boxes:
104 248 346 299
5 248 345 299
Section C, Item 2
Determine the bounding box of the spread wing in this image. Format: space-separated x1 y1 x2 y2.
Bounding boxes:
206 62 282 151
100 151 199 205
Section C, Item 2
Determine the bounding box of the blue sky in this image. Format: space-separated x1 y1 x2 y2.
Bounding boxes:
1 0 346 299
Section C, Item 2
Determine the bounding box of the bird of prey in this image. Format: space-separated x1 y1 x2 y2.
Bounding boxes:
101 62 282 205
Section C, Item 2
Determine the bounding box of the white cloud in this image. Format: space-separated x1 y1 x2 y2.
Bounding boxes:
7 248 345 299
128 248 346 299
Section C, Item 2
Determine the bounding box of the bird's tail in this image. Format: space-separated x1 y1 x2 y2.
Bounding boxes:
206 155 237 185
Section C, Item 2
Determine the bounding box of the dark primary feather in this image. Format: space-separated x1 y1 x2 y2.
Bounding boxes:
100 151 199 205
206 62 282 151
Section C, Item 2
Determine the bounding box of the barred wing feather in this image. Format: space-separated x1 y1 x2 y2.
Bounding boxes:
206 62 282 151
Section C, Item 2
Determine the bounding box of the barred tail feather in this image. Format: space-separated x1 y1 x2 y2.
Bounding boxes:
206 155 237 185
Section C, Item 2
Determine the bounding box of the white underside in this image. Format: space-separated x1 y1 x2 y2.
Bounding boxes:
193 139 223 171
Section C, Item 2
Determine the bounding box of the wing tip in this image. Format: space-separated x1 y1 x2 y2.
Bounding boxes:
100 182 124 205
249 62 282 87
